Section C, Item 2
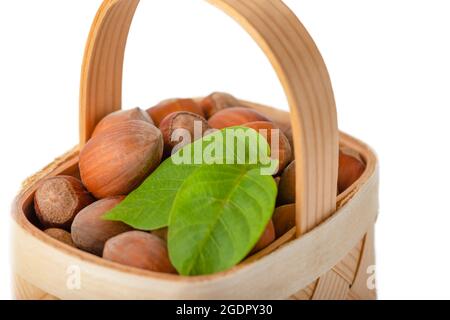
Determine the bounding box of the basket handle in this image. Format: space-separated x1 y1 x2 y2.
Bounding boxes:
79 0 339 236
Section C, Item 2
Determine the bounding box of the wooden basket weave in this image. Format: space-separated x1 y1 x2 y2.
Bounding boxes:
11 0 379 300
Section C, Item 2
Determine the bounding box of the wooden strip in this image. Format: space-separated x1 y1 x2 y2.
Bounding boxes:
290 281 317 300
346 289 361 300
287 237 364 299
350 228 377 300
13 274 58 300
79 0 139 144
252 0 338 227
312 271 350 300
332 238 364 284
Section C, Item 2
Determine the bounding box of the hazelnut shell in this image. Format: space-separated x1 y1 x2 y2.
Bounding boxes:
103 231 177 274
251 220 276 254
283 126 294 154
199 92 240 118
79 120 163 198
277 160 296 205
71 196 132 256
208 107 271 129
92 107 153 137
159 111 210 155
44 228 75 247
272 204 296 237
338 150 366 194
147 98 204 127
243 121 293 173
34 176 94 230
151 228 168 242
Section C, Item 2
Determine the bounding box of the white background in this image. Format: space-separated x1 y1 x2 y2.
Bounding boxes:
1 0 450 300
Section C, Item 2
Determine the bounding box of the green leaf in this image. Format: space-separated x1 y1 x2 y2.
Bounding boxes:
104 127 276 230
168 165 277 275
103 159 199 230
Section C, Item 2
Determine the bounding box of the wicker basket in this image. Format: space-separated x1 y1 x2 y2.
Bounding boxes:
11 0 379 300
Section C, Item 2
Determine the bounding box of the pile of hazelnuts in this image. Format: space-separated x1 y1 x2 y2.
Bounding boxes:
33 92 366 274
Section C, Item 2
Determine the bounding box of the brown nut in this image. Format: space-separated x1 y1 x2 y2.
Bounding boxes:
274 176 280 187
199 92 240 119
272 204 296 237
277 160 296 206
79 120 163 198
283 126 294 154
103 231 177 274
208 107 271 129
71 197 132 256
250 220 275 254
34 176 95 230
44 228 75 247
151 228 168 242
243 121 292 173
92 107 153 138
159 111 210 155
338 149 366 194
147 98 205 127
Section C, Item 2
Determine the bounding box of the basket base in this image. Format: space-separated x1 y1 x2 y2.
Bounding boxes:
13 270 375 300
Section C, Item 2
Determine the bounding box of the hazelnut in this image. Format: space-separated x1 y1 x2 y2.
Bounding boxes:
103 231 177 274
272 204 296 237
79 120 163 198
208 107 271 129
243 121 292 173
277 160 296 205
159 111 211 155
71 197 133 256
92 107 153 137
250 220 276 254
338 150 366 194
274 176 280 187
199 92 240 118
151 228 168 242
147 98 205 127
34 176 94 230
283 126 294 154
44 228 75 247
